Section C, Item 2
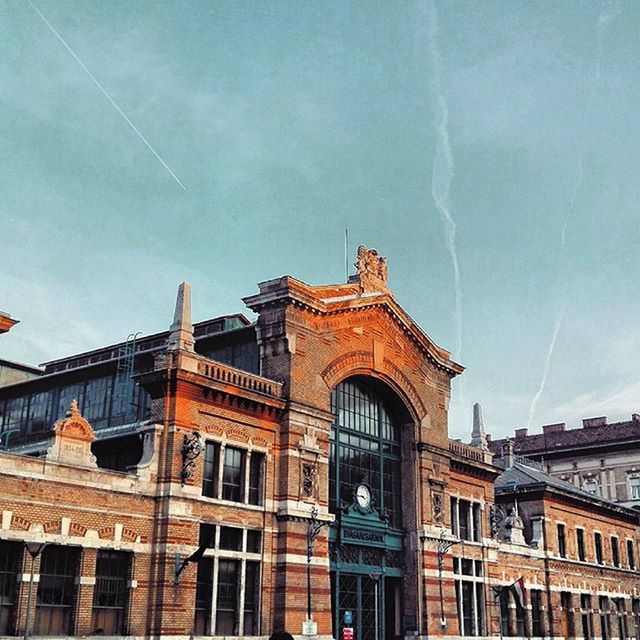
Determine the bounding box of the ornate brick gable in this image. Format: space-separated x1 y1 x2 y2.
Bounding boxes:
46 400 98 468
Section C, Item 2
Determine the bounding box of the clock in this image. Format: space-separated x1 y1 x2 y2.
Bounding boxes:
355 483 371 510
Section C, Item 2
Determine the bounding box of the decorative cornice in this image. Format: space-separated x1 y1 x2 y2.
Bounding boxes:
243 277 463 377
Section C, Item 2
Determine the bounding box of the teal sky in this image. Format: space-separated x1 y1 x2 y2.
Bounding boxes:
1 0 639 441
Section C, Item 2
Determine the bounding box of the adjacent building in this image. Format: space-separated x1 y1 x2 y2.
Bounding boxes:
489 415 640 507
0 248 638 640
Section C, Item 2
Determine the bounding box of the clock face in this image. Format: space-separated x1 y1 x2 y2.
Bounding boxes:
355 484 371 509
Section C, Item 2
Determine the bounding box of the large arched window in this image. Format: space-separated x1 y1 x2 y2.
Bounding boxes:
329 378 402 528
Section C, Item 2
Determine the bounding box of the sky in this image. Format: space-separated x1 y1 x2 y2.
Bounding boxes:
1 0 639 441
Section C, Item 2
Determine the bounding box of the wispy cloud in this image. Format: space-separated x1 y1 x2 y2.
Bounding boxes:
526 310 564 430
526 5 619 427
426 0 462 359
26 0 186 190
548 380 640 426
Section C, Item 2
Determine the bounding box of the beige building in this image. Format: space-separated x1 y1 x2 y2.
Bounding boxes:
489 414 640 507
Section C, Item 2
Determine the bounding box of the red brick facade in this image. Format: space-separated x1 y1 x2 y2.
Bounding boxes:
0 257 639 640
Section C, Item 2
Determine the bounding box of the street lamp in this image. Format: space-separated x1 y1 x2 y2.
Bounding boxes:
436 529 460 629
305 505 329 635
24 542 47 640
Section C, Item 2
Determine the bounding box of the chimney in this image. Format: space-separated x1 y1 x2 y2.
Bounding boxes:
168 282 194 352
514 428 528 440
582 416 607 429
502 439 515 469
542 423 565 435
470 402 489 451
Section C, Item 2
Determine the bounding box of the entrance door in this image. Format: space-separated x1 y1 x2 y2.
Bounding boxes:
332 572 401 640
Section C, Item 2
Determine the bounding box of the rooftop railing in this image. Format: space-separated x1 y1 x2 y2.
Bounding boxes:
448 440 485 462
197 360 283 397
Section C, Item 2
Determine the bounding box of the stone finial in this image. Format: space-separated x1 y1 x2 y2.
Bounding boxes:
470 402 489 451
354 245 389 293
67 399 80 417
168 281 194 352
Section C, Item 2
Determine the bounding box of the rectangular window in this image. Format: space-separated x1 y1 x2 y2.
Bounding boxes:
219 527 243 551
531 589 543 637
0 541 22 635
246 531 262 554
222 447 245 502
561 592 575 640
614 598 627 640
472 503 482 542
450 497 458 537
453 556 484 636
215 560 240 635
612 537 620 567
199 523 216 548
595 532 603 564
629 478 640 500
499 590 510 637
83 377 112 427
632 599 640 640
27 391 54 435
35 545 80 636
628 540 636 570
557 524 567 558
194 558 213 635
57 384 85 422
458 500 470 540
91 550 131 635
581 594 593 640
248 452 265 505
577 528 586 561
202 442 220 498
3 396 28 442
243 561 260 635
600 596 611 640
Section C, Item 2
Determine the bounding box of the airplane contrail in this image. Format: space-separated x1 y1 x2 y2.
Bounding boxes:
27 0 186 191
527 5 618 427
426 0 463 359
560 6 617 247
526 310 564 430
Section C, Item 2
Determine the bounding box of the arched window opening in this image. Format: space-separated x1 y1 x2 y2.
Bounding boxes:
329 378 402 529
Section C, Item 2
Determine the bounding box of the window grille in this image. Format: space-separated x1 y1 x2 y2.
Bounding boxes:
35 546 80 636
0 541 21 635
91 550 131 635
215 560 240 636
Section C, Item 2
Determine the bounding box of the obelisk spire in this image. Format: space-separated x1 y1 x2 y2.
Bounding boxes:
470 402 489 451
168 281 194 352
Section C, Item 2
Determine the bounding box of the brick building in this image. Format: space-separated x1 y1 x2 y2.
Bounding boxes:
489 415 640 508
0 247 639 640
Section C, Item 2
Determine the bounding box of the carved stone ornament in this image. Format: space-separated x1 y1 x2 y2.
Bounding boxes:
302 463 316 498
46 400 97 468
432 492 443 522
354 245 389 293
489 504 506 539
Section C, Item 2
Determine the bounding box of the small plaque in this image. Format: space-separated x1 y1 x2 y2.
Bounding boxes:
302 620 318 636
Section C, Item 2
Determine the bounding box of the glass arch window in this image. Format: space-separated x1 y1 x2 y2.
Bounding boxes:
329 378 402 528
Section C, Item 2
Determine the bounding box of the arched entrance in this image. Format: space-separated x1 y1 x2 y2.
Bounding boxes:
329 377 407 640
